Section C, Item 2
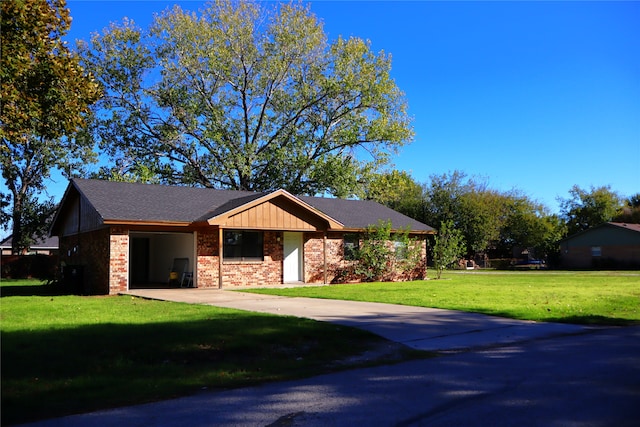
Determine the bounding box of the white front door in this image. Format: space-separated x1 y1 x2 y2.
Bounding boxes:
283 232 303 282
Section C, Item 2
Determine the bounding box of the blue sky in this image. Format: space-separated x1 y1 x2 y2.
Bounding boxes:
8 1 640 217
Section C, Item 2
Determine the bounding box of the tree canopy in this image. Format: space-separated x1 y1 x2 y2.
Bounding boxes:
1 0 101 253
559 185 623 235
366 170 568 265
365 170 639 268
79 0 413 197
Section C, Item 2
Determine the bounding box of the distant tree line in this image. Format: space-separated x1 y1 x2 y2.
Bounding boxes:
364 170 639 267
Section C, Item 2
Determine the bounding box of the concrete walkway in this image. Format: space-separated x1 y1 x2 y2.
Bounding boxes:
125 288 589 352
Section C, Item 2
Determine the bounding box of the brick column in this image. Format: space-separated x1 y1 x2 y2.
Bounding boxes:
109 227 129 294
197 230 219 288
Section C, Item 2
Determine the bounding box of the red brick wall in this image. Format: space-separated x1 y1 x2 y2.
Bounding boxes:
561 244 640 269
390 238 427 281
59 228 110 294
303 232 351 283
221 231 283 286
109 227 129 294
60 227 428 294
304 233 427 284
196 231 219 288
59 227 129 295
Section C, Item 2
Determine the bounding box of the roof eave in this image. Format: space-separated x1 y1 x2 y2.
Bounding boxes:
333 227 435 234
102 219 192 227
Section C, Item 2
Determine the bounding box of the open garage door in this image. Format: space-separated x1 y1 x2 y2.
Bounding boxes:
129 232 195 289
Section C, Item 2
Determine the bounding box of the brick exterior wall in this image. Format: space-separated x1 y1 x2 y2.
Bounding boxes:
59 226 130 295
60 227 428 295
221 232 283 286
303 232 327 283
304 232 427 284
59 228 110 294
561 244 640 269
197 231 219 288
391 238 427 281
109 227 129 294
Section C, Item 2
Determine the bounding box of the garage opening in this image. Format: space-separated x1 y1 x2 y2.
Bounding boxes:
129 232 195 289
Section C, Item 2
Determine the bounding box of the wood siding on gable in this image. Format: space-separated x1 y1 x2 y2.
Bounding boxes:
223 200 322 231
56 193 104 237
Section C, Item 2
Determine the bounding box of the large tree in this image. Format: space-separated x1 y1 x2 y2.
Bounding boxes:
1 0 101 253
420 171 501 257
496 193 565 263
364 170 423 218
615 193 640 224
78 0 413 196
559 185 623 235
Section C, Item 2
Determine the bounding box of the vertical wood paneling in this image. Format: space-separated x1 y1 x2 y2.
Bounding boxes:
225 201 317 230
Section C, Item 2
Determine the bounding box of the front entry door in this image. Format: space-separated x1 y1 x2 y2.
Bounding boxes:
283 232 303 282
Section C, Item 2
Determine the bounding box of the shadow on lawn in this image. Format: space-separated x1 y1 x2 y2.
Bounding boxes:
0 281 76 297
1 312 417 425
545 314 640 326
463 307 639 327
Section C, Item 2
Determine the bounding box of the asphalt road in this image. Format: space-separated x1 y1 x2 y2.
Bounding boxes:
22 324 640 427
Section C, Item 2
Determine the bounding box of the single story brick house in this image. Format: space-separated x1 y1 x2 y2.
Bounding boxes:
50 179 435 294
559 222 640 269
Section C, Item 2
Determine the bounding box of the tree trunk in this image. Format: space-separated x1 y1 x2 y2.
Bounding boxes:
11 193 24 255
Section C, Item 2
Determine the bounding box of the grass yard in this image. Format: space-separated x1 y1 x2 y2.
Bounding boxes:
243 271 640 326
2 271 638 424
0 279 423 426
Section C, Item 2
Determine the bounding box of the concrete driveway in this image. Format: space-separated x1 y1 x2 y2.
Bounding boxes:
20 288 640 426
124 288 589 352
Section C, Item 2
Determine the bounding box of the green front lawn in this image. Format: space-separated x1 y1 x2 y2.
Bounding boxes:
1 279 423 425
3 271 638 424
243 271 640 325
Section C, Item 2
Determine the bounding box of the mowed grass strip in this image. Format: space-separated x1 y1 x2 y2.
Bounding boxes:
243 271 640 325
1 280 424 426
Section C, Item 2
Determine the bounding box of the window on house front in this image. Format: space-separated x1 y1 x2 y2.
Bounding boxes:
344 234 359 261
394 240 408 260
223 230 264 261
591 246 602 257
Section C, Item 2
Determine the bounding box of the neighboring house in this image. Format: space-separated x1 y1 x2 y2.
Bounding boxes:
50 179 435 295
0 235 59 256
559 222 640 269
1 235 59 278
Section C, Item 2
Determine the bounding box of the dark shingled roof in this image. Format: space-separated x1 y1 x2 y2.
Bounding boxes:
68 179 434 232
298 195 433 232
559 221 640 242
72 179 260 223
609 222 640 233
